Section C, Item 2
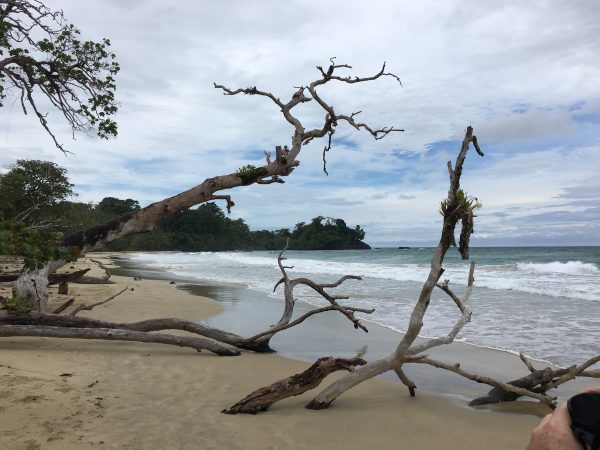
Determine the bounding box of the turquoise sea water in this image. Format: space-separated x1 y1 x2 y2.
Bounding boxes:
130 247 599 367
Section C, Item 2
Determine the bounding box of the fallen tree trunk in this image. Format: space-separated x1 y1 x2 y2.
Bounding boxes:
0 312 274 352
48 269 90 285
14 61 402 311
0 324 239 356
222 356 366 414
0 273 21 282
0 268 90 284
71 276 116 285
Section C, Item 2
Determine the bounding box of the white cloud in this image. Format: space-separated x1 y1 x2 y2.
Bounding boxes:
1 0 599 245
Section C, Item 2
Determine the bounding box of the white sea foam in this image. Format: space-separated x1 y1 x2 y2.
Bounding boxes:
127 250 600 366
131 252 600 302
517 260 599 275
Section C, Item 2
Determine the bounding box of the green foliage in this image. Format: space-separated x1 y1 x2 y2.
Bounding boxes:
439 189 482 217
0 2 119 150
0 221 76 269
1 295 32 313
236 165 267 183
289 216 369 250
107 204 369 252
96 197 140 217
0 159 75 222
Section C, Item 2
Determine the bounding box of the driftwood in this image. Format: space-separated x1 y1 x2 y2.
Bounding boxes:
48 269 90 285
305 126 484 410
0 268 89 284
241 242 372 349
69 287 128 316
222 356 366 414
51 298 74 314
58 282 68 294
0 255 372 354
0 325 239 356
468 353 600 406
232 126 598 411
0 272 21 282
0 312 269 351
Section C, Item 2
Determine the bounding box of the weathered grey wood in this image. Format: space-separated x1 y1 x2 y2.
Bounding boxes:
468 368 567 406
245 246 370 347
48 268 90 285
223 356 366 414
51 298 74 314
58 282 68 295
308 127 483 409
0 312 272 352
0 325 239 356
0 268 90 284
69 287 128 316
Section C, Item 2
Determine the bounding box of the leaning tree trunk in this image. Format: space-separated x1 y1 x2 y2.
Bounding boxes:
12 61 402 312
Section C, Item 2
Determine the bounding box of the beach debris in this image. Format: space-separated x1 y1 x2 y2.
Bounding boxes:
69 288 129 316
59 373 73 378
52 298 75 314
222 356 366 414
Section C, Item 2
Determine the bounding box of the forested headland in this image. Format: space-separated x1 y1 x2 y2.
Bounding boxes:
0 160 370 252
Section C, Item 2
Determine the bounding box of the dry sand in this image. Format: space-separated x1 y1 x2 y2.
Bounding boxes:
0 255 545 449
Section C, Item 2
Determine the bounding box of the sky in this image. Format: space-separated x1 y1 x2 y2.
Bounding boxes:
1 0 599 246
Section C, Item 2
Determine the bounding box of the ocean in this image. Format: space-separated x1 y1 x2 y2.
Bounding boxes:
129 247 599 367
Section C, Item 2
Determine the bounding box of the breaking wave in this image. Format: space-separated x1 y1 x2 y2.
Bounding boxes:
517 261 599 276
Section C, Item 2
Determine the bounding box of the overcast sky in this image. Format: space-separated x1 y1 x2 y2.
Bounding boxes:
1 0 599 246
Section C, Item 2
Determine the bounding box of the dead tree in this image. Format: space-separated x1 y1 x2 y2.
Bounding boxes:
12 59 402 312
303 126 485 409
226 126 599 412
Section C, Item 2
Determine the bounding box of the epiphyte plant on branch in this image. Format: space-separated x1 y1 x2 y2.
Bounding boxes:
0 0 119 154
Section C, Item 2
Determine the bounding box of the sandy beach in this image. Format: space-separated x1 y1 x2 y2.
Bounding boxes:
0 254 557 449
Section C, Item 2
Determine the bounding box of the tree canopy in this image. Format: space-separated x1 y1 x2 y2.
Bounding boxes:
0 159 74 223
109 203 369 252
0 0 119 153
0 160 371 254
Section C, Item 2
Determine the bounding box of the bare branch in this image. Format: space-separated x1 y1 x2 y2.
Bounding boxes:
0 324 239 356
308 127 484 408
408 262 475 355
540 354 600 391
69 287 127 316
519 352 537 373
209 195 235 213
51 297 74 314
407 356 556 408
213 83 284 108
